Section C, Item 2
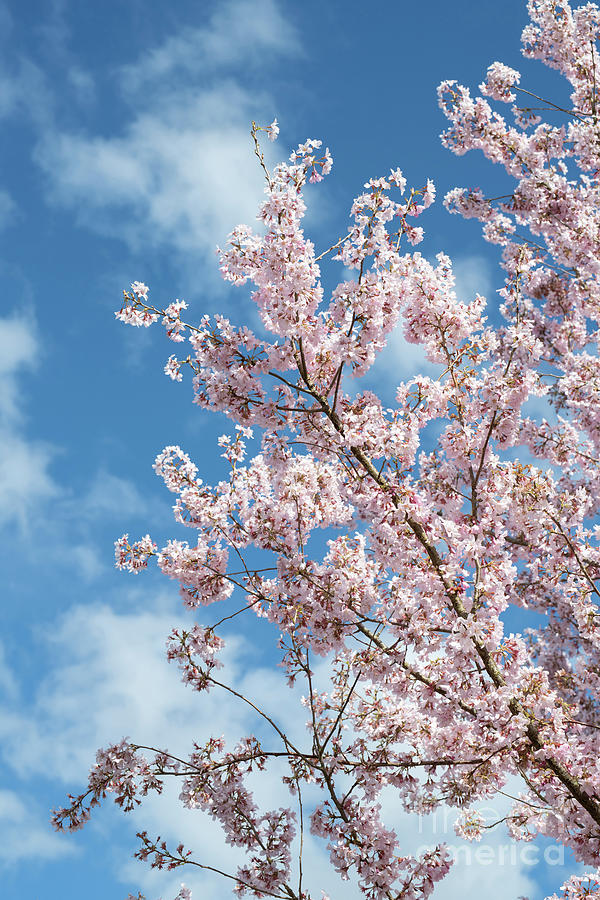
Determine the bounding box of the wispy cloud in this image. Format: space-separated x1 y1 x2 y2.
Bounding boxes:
35 0 300 261
78 470 155 521
0 789 75 865
452 254 494 304
0 307 158 568
38 89 273 256
118 0 300 95
0 598 249 780
0 55 53 128
0 312 39 423
0 312 59 531
0 431 58 530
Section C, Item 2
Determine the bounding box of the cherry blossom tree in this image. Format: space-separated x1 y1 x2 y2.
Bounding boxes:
54 2 600 899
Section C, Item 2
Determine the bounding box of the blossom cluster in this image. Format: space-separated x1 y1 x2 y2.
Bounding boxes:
51 740 163 831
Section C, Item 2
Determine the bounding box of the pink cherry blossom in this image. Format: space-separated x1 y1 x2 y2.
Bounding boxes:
480 61 521 102
266 118 280 142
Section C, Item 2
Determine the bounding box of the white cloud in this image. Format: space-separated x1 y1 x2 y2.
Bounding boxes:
521 392 557 424
37 84 278 254
0 789 75 865
38 96 272 256
0 56 53 128
452 254 494 303
118 0 300 95
0 312 161 553
35 0 300 261
0 312 60 532
79 470 153 521
0 312 38 422
0 431 58 531
33 0 95 108
371 327 441 386
67 543 105 581
0 314 153 543
1 598 252 780
66 66 95 104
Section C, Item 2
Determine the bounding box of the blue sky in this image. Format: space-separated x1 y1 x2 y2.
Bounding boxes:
0 1 582 899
